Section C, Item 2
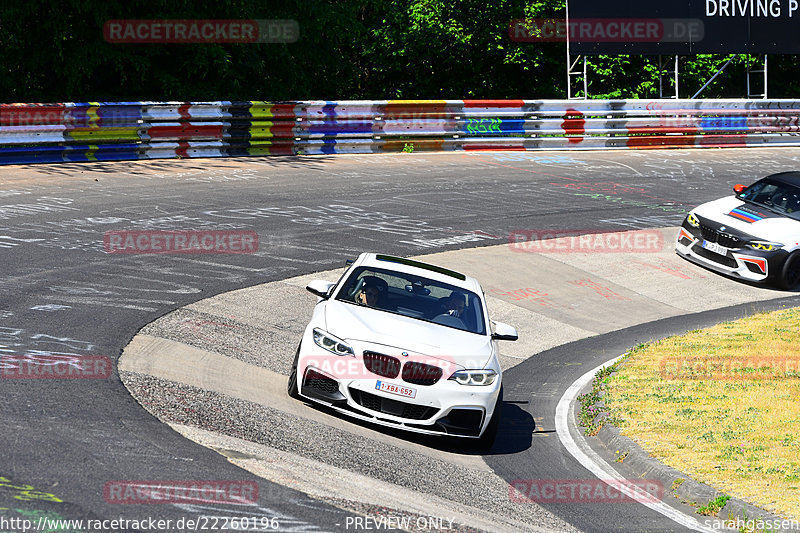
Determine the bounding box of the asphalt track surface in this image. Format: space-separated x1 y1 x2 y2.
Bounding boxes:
2 149 799 532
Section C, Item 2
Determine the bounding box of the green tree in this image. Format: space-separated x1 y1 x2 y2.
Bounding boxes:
361 0 566 98
0 0 798 102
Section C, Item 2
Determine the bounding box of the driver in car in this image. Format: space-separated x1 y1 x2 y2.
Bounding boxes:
355 277 384 307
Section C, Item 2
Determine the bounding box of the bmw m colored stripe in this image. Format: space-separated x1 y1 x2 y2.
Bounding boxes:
728 208 763 223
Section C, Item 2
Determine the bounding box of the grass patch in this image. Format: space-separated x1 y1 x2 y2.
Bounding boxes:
577 361 622 435
604 307 800 521
697 494 731 516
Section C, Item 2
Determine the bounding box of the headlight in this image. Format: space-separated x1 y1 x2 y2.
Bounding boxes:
686 213 700 228
312 328 354 356
746 241 783 252
448 369 497 386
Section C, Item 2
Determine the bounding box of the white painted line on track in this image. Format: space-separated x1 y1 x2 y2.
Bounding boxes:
555 355 719 533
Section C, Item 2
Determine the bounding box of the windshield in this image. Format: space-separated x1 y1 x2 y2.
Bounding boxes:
335 266 486 335
737 179 800 220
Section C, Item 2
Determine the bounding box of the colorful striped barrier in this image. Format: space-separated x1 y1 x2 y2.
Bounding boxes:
3 99 800 164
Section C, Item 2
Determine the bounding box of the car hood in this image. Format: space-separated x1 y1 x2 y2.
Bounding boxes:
694 196 800 245
322 299 493 368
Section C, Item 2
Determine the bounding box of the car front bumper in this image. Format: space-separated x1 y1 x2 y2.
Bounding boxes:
296 334 501 438
675 224 786 283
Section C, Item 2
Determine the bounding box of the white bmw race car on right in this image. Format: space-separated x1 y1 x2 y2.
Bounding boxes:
676 171 800 289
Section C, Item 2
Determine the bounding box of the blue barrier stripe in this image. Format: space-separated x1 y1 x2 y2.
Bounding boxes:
1 154 67 164
700 117 749 131
321 102 338 119
61 143 142 151
461 118 525 135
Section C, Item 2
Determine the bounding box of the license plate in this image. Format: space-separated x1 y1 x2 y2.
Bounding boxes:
702 239 728 256
375 380 416 399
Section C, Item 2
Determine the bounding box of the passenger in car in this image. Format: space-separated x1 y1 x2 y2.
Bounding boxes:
785 194 800 214
444 291 466 318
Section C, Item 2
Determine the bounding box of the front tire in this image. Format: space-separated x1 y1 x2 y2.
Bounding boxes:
778 252 800 290
287 343 301 399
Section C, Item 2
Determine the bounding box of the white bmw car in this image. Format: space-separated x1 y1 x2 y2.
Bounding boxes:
676 171 800 289
287 253 518 448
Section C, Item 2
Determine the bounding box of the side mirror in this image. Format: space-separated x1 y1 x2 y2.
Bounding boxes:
491 321 518 341
733 184 747 194
306 280 336 300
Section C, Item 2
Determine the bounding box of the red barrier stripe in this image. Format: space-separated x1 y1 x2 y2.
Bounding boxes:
267 123 295 137
562 110 585 144
267 144 295 155
268 104 297 119
562 120 586 131
381 139 445 152
627 134 746 148
175 142 190 158
178 104 192 120
626 135 698 148
147 124 225 139
383 101 452 118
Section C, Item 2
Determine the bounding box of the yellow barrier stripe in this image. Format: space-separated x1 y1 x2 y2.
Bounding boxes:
68 127 141 142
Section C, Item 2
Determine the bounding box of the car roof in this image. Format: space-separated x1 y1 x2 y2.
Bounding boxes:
762 171 800 187
354 253 482 293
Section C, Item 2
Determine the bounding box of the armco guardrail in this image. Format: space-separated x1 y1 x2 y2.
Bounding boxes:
2 99 800 164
